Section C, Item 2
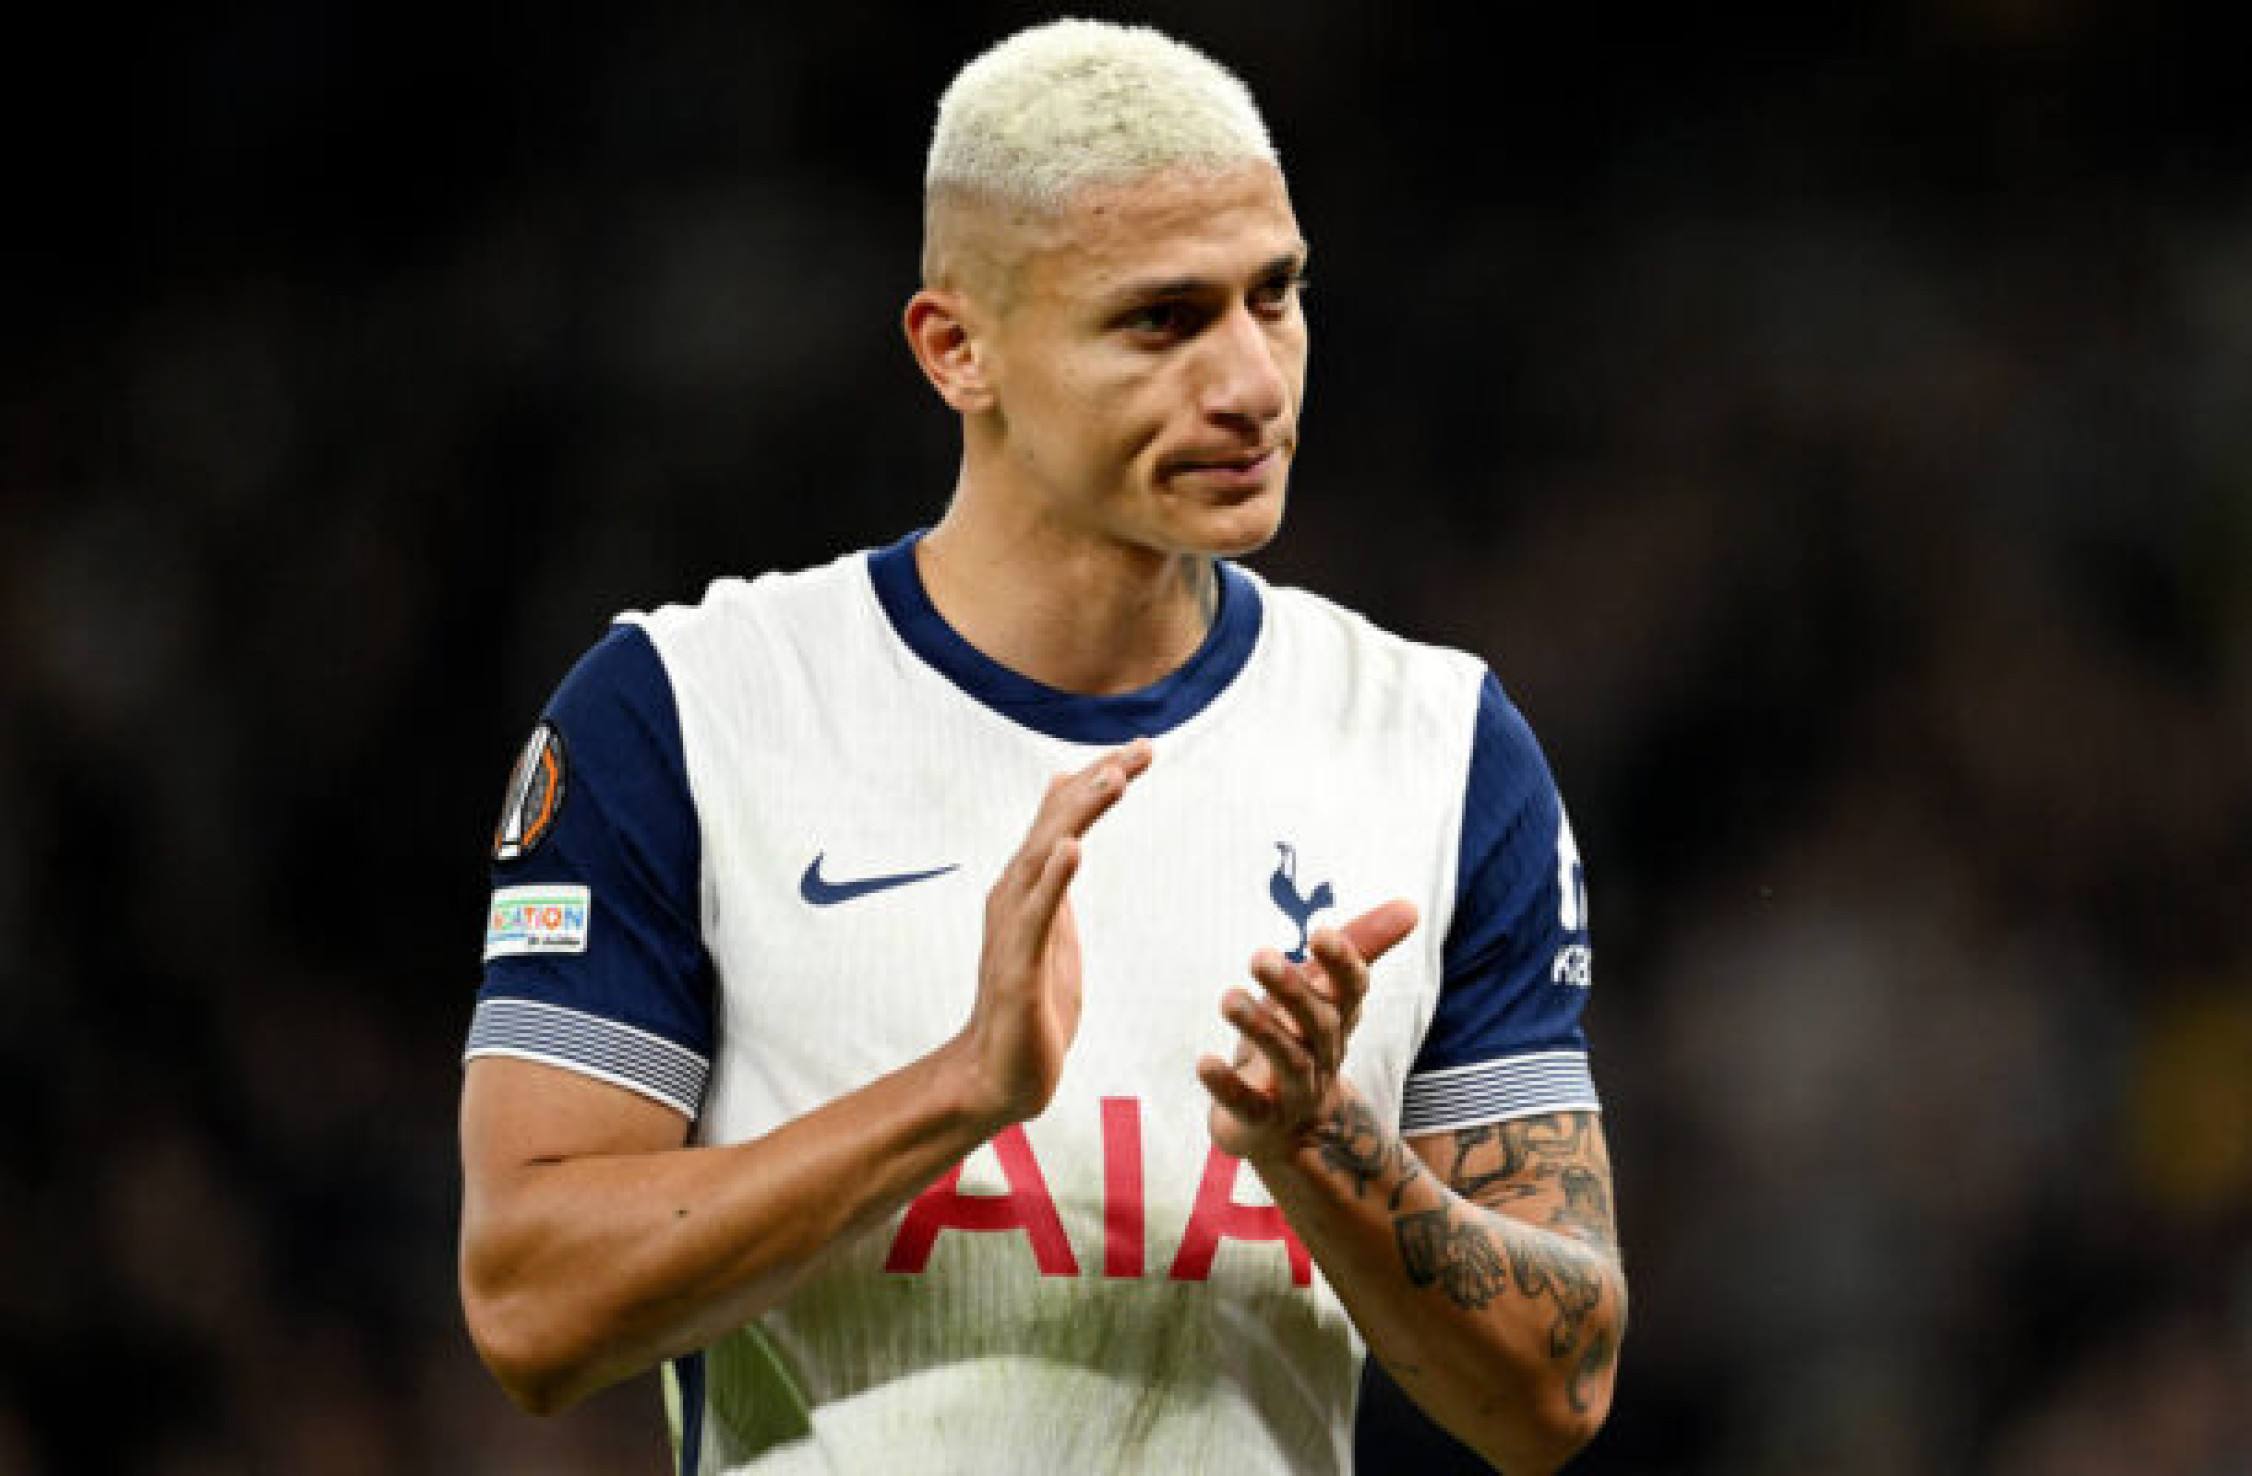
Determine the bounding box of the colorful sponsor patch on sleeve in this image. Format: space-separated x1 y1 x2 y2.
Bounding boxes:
484 885 592 959
492 721 567 862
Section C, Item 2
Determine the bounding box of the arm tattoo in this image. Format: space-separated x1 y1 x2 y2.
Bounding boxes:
1310 1104 1624 1408
1447 1114 1618 1253
1388 1199 1605 1341
1395 1206 1509 1308
1448 1115 1587 1205
1567 1326 1619 1416
1395 1112 1624 1411
1314 1097 1425 1211
1553 1165 1618 1253
1503 1224 1607 1362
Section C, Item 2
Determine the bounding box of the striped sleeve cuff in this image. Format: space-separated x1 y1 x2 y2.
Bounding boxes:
1399 1049 1600 1134
464 996 709 1120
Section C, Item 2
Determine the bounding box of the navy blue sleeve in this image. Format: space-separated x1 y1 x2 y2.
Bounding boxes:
1400 670 1600 1134
462 623 715 1118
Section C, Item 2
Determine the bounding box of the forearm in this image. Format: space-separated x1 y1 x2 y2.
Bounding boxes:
460 1039 1002 1413
1251 1090 1626 1473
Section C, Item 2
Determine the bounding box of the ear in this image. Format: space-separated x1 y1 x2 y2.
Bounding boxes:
903 288 996 415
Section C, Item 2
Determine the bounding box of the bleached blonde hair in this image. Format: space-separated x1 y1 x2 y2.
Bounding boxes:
922 20 1277 287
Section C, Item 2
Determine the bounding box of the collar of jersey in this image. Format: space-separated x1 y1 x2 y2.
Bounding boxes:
867 530 1263 744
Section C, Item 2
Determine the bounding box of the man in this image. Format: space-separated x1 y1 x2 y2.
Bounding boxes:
459 19 1624 1475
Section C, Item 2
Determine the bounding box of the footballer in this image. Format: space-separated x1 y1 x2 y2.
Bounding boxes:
458 20 1624 1474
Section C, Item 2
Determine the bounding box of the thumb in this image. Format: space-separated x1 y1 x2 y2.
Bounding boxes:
1340 899 1419 965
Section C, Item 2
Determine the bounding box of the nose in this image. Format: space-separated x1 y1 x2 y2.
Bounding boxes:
1198 302 1290 430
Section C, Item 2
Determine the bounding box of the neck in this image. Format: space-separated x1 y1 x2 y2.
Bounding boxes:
916 472 1217 697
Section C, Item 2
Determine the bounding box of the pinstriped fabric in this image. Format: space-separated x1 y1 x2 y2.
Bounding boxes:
466 996 709 1117
1398 1050 1600 1135
518 536 1610 1473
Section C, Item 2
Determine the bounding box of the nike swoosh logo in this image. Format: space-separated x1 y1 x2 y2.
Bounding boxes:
800 853 960 905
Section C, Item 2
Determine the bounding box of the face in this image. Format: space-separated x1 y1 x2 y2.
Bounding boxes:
969 164 1309 559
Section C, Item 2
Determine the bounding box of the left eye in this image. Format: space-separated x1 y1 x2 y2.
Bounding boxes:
1253 275 1305 312
1128 304 1192 334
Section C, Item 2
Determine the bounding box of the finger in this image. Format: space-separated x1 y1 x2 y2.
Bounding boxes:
1011 836 1081 968
1196 1054 1275 1124
1339 899 1419 966
1248 950 1312 1031
1252 950 1341 1063
1224 987 1317 1084
1306 929 1370 1019
1013 738 1155 877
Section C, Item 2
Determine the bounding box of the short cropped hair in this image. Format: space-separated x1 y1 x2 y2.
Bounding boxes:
925 19 1277 217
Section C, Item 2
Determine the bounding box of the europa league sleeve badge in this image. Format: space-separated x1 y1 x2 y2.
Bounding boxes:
492 720 568 862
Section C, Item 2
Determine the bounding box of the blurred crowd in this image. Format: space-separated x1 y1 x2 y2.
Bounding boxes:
4 5 2246 1473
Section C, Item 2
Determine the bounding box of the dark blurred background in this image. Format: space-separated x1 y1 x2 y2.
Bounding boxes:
5 2 2248 1472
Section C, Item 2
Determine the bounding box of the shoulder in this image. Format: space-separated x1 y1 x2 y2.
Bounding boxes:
599 546 890 720
1236 571 1574 866
1253 575 1557 775
621 546 875 661
1247 571 1494 746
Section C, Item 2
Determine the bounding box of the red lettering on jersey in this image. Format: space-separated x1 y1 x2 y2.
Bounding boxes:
883 1125 1080 1277
1168 1147 1312 1287
1100 1097 1144 1279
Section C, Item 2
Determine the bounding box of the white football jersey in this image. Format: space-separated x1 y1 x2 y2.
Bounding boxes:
468 533 1599 1475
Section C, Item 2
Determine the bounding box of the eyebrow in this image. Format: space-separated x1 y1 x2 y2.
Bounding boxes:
1103 249 1310 308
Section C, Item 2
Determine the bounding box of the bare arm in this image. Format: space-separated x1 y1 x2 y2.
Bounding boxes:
1201 916 1625 1473
1277 1104 1624 1471
458 739 1153 1414
459 1046 1000 1414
